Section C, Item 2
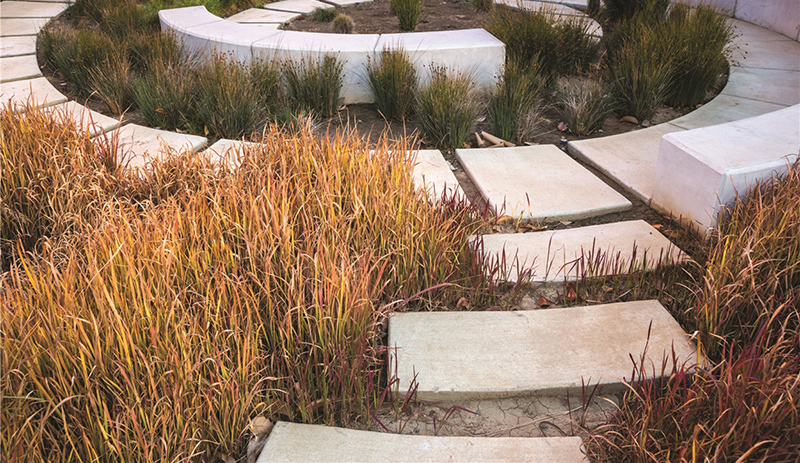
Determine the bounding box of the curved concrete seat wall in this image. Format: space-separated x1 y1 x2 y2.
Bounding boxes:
159 6 505 104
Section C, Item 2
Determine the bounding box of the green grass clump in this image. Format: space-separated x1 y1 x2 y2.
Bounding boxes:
487 6 598 76
333 13 354 33
131 61 196 130
38 26 115 96
601 0 668 24
283 55 344 118
487 60 548 142
365 47 417 121
88 56 133 116
471 0 493 13
607 34 674 120
1 106 497 461
391 0 421 31
416 67 480 149
559 79 610 136
310 6 336 22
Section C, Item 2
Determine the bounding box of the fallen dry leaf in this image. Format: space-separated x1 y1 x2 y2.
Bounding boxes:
565 283 582 302
538 296 551 308
619 115 639 124
456 297 470 309
248 416 274 439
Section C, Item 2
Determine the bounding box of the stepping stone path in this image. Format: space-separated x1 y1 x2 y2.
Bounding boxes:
457 145 632 221
6 1 794 460
478 220 687 282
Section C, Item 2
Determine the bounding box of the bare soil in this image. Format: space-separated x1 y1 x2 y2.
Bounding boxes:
282 0 490 34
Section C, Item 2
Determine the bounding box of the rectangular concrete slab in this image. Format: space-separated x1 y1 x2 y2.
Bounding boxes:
722 67 800 106
0 76 67 110
653 105 800 231
412 149 464 201
667 94 786 130
477 220 687 282
374 29 504 93
0 1 68 18
42 101 120 136
0 17 49 36
456 145 631 222
0 54 42 83
227 8 299 23
263 0 333 14
258 422 586 462
98 124 208 170
567 124 684 203
388 300 699 401
0 35 37 57
204 138 261 168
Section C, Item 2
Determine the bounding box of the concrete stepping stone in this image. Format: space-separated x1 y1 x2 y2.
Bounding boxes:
263 0 333 15
204 138 260 168
227 8 299 24
42 101 120 136
0 18 49 36
0 76 67 111
412 150 464 201
98 124 207 170
0 55 42 83
257 422 586 462
388 300 698 401
321 0 373 6
0 1 69 18
495 0 601 36
478 220 687 282
567 124 682 204
456 145 631 221
0 35 37 57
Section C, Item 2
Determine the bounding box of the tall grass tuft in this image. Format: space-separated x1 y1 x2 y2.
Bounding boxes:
333 13 354 33
471 0 492 13
88 56 133 116
38 26 115 95
602 0 668 24
283 54 344 118
365 47 417 121
391 0 421 31
607 35 674 120
559 78 610 136
585 161 800 462
310 6 336 22
131 61 196 130
487 59 548 142
416 67 480 149
1 106 499 461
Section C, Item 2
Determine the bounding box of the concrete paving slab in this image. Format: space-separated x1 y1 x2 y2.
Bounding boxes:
0 35 37 57
204 138 260 168
0 76 67 110
374 29 504 93
567 124 684 203
653 105 800 231
388 300 698 401
0 1 68 18
258 422 587 462
722 67 800 106
100 124 208 170
0 17 49 36
227 8 299 23
732 36 800 71
495 0 585 16
412 149 464 201
456 145 631 222
321 0 373 6
263 0 333 14
0 54 42 83
42 101 120 136
477 220 687 282
667 94 787 130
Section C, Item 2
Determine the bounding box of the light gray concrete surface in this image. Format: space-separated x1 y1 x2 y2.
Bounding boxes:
457 145 631 221
721 66 800 106
0 76 67 110
258 422 587 462
41 101 121 136
204 138 261 168
227 8 299 24
0 17 49 36
0 1 68 18
99 124 207 170
477 220 687 282
321 0 373 5
667 94 786 130
653 105 800 231
388 300 699 401
0 35 37 57
0 54 42 83
733 0 800 41
412 150 464 201
263 0 333 15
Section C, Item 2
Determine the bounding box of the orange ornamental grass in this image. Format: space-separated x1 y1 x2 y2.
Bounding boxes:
1 106 494 462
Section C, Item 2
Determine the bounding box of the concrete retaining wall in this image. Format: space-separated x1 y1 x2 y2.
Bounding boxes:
695 0 800 41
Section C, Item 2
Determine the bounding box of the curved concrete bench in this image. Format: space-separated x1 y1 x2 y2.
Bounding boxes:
568 11 800 232
159 6 505 104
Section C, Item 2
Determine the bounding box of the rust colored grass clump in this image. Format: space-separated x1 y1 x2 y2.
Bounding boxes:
586 162 800 462
1 106 493 461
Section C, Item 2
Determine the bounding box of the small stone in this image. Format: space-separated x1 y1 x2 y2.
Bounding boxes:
641 119 651 127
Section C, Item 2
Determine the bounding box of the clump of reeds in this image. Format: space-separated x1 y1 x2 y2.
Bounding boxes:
415 67 480 149
487 59 548 142
391 0 421 31
559 78 611 136
333 13 354 33
283 54 344 118
365 46 418 121
310 6 336 22
131 60 196 130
